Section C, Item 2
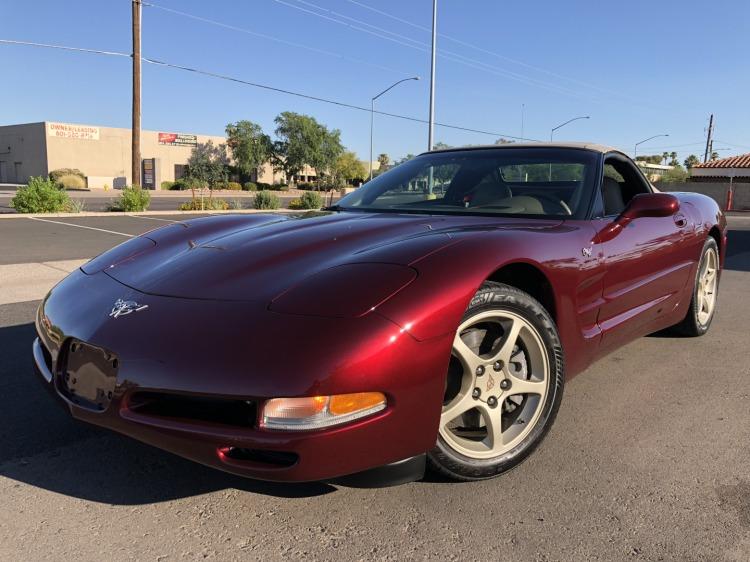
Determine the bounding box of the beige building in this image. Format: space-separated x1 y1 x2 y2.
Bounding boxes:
0 121 311 187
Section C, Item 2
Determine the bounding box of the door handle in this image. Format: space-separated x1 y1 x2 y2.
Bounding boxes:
674 214 687 228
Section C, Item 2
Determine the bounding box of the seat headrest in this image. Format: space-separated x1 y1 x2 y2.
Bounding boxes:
602 177 625 216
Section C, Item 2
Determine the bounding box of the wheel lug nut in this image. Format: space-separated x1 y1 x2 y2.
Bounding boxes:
475 365 485 376
500 379 511 390
493 360 504 371
472 387 481 399
487 396 498 408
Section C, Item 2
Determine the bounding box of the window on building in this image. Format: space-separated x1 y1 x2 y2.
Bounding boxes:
174 164 187 180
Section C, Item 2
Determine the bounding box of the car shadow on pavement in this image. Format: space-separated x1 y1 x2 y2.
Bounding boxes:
725 228 750 272
0 321 335 503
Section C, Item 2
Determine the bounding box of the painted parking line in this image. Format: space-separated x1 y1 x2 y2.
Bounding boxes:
129 215 182 223
28 217 133 237
0 259 88 305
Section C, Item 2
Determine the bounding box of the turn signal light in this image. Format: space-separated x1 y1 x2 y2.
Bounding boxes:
260 392 386 431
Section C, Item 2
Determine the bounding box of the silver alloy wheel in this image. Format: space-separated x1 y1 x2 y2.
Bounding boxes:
439 310 550 460
697 246 719 325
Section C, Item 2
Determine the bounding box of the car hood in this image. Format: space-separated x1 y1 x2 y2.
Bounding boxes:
99 211 562 302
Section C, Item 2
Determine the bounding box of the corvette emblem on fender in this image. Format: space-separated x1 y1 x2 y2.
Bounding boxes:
486 373 496 392
109 299 148 319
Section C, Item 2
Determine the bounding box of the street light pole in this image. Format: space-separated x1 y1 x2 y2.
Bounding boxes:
369 76 420 181
634 133 669 159
550 115 590 141
427 0 437 151
549 116 589 180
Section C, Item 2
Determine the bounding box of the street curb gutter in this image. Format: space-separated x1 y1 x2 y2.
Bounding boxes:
0 209 307 219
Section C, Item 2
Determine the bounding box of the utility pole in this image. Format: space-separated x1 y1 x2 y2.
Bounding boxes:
703 113 714 164
427 0 437 151
132 0 142 187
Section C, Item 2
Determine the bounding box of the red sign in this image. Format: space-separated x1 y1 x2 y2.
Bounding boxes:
158 132 197 147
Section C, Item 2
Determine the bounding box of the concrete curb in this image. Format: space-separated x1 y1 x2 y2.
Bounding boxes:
0 209 307 219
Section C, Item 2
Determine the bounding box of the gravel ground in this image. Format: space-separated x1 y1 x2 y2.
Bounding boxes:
0 218 748 561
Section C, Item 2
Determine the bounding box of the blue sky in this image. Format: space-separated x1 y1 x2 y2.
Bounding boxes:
2 0 749 163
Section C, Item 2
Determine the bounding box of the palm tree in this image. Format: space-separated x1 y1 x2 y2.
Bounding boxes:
669 151 678 166
662 152 669 165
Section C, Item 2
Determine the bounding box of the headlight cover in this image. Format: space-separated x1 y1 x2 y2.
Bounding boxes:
260 393 387 431
269 263 417 318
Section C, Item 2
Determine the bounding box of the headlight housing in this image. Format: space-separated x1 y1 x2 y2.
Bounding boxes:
260 392 387 431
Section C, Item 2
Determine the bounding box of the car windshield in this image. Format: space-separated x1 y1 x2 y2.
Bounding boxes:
337 147 599 219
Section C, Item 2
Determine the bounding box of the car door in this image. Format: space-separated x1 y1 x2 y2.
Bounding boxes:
593 153 694 351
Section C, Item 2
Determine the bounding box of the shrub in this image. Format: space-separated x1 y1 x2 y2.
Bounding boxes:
65 199 86 213
254 190 281 210
287 198 304 210
161 181 175 190
109 186 151 212
56 173 86 190
256 182 272 190
49 168 84 183
229 199 244 210
300 190 323 209
297 182 315 190
226 181 242 191
178 198 229 211
242 182 257 191
172 179 191 190
10 176 71 213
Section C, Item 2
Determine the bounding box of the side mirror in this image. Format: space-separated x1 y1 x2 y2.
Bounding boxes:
597 193 680 243
620 193 680 220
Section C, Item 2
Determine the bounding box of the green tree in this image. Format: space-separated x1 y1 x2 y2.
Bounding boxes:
662 152 669 165
710 151 719 161
495 138 515 144
332 151 367 186
377 153 390 171
393 153 416 167
684 154 700 169
225 120 272 182
657 165 689 184
185 141 230 206
272 112 344 185
669 151 679 166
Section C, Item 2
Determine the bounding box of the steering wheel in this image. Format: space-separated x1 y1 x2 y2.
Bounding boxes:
534 194 572 215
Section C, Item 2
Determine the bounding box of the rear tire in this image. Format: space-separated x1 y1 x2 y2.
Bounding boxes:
671 238 720 337
427 282 564 481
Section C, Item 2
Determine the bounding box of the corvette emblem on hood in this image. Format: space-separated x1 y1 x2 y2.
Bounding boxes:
109 299 148 319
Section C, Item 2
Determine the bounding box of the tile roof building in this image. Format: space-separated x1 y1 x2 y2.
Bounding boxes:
690 153 750 182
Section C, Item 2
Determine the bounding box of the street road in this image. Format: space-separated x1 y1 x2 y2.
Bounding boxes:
1 214 749 561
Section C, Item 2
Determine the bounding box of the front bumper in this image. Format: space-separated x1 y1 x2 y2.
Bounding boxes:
33 269 451 483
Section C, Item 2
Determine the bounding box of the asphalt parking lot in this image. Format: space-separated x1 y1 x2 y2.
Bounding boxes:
1 213 749 561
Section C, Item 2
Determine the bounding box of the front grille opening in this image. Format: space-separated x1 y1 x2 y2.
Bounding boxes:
221 447 298 467
128 391 257 428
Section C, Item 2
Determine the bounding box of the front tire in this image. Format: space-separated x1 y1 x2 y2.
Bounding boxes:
427 282 564 481
671 238 720 337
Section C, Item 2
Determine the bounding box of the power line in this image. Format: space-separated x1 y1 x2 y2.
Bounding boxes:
341 0 667 109
0 38 130 58
270 0 605 103
141 1 410 77
0 38 539 141
273 0 662 107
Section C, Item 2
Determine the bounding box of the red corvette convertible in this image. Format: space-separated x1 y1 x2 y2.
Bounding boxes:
33 143 726 485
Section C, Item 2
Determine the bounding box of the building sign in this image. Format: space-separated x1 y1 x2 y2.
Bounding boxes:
47 122 100 140
158 132 197 147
